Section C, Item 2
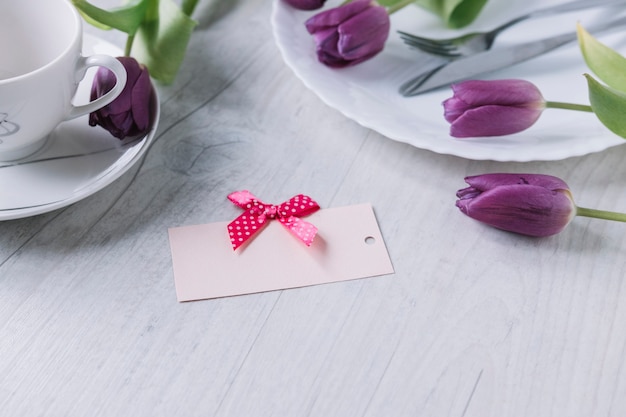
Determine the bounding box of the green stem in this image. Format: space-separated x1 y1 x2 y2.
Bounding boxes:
386 0 415 14
545 101 593 112
576 206 626 222
341 0 414 14
181 0 200 16
124 34 135 56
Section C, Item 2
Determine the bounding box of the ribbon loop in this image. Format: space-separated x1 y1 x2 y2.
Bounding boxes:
227 191 320 250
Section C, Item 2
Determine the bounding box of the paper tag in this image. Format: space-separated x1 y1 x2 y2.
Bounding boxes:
168 203 394 301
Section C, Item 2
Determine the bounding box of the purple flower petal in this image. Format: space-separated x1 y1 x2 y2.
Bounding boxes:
305 0 371 33
305 0 389 68
131 68 153 131
337 7 390 60
89 56 156 139
450 79 544 107
449 105 542 137
283 0 325 10
443 79 546 138
455 173 576 237
462 173 570 193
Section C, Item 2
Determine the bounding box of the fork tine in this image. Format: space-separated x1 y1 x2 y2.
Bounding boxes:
400 38 457 52
397 31 444 44
401 38 457 51
400 38 461 56
403 43 461 57
397 31 456 49
397 31 436 42
398 36 461 57
397 0 626 59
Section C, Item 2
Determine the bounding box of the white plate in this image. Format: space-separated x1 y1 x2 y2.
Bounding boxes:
0 33 159 221
271 0 626 161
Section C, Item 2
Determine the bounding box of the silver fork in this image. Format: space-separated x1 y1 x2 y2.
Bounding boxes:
398 0 626 58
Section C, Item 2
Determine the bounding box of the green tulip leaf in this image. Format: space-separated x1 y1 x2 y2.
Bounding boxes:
71 0 150 35
413 0 489 28
130 0 197 84
376 0 410 7
181 0 201 16
76 11 113 31
577 23 626 93
584 73 626 139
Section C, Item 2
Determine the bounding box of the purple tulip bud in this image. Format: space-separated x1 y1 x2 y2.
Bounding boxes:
443 79 546 138
305 0 390 68
283 0 326 10
456 173 577 237
89 56 156 140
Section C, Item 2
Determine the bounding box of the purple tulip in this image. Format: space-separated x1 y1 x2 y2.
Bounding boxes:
283 0 325 10
456 173 577 237
305 0 390 68
89 56 156 140
443 79 545 138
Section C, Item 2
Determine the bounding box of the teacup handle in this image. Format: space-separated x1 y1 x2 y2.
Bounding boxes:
66 55 127 120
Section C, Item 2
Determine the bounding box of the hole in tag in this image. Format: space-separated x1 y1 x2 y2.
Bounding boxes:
364 236 376 245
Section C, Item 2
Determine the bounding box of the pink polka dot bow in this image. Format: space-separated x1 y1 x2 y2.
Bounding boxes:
227 190 321 250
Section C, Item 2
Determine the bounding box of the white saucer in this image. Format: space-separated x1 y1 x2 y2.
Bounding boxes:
0 33 160 221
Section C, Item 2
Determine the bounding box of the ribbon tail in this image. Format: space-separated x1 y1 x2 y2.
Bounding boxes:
280 216 318 246
227 209 265 250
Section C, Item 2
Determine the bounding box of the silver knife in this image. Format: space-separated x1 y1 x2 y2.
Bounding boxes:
399 15 626 96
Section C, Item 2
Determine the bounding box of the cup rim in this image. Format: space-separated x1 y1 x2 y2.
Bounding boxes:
0 0 82 85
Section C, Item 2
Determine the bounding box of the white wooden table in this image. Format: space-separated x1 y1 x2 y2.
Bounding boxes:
2 1 626 415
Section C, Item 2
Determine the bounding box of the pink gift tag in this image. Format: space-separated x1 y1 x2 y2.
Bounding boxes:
168 203 394 301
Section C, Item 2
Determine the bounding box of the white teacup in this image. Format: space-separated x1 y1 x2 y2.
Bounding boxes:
0 0 127 161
